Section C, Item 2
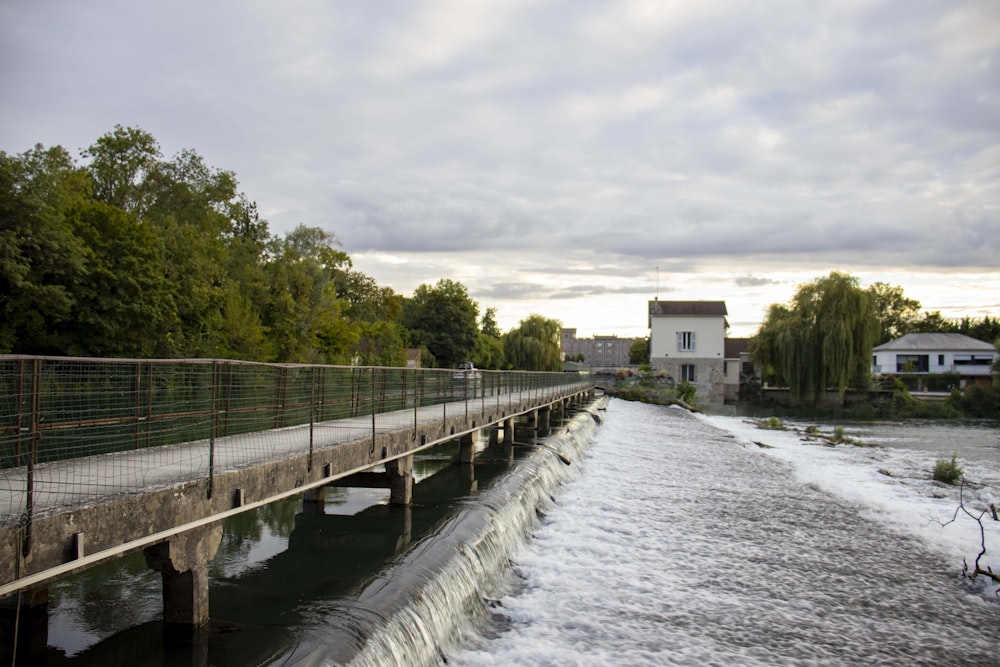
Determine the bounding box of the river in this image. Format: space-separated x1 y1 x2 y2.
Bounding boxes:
41 398 1000 665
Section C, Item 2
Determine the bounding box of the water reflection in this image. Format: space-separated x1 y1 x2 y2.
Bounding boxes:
42 431 531 666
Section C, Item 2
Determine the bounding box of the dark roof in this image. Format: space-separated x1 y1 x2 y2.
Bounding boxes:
648 300 728 316
724 337 751 358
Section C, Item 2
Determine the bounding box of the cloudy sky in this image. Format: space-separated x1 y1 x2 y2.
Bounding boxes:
2 1 998 338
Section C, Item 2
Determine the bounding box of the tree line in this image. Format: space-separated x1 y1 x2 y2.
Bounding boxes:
750 271 999 410
0 126 563 371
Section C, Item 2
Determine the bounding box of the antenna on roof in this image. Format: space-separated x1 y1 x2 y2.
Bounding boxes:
656 266 659 300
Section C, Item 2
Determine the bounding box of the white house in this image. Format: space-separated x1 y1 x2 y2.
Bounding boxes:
872 333 997 388
649 300 728 403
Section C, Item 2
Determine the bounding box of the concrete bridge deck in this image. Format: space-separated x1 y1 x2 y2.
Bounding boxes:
1 370 593 600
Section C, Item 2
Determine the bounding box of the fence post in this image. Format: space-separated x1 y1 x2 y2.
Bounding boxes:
370 368 377 456
412 368 419 438
208 361 221 499
134 361 142 449
22 359 42 557
144 362 154 448
308 366 317 471
14 358 24 467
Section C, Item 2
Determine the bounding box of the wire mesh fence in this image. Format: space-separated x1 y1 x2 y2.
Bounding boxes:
0 356 592 529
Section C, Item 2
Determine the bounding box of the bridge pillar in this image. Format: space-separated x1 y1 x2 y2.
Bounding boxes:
386 455 413 506
144 523 223 628
303 486 326 511
503 418 515 445
459 432 477 464
538 407 551 435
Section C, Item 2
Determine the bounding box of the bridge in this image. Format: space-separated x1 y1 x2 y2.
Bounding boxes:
0 355 594 646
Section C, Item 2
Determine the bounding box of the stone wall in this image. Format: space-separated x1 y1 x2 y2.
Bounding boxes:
650 357 725 404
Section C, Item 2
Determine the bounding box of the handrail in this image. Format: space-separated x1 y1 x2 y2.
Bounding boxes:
0 355 594 530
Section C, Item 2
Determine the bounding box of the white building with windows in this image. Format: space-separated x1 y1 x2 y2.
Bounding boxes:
648 300 728 403
872 333 997 388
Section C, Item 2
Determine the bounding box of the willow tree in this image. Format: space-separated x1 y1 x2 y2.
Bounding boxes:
503 314 562 371
751 272 877 405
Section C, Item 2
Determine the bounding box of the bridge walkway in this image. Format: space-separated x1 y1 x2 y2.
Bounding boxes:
1 373 593 602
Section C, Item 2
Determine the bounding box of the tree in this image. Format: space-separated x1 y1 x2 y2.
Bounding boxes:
629 338 650 365
911 310 952 334
473 332 505 369
503 314 563 371
0 145 90 353
260 228 350 363
480 307 502 338
867 282 921 344
401 279 479 368
65 198 175 357
82 125 161 215
472 306 505 369
750 271 877 405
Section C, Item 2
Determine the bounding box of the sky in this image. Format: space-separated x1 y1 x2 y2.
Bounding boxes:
2 1 998 338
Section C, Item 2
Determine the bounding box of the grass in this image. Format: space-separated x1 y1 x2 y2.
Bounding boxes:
932 454 964 485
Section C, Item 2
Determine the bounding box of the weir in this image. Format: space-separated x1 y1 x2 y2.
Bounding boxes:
0 356 594 662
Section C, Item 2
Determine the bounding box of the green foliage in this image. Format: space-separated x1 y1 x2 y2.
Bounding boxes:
629 337 650 365
676 380 696 404
759 416 786 430
932 454 964 485
947 385 1000 419
480 307 502 339
0 145 91 353
472 331 505 370
402 279 479 368
2 125 580 368
867 282 922 345
751 271 877 405
502 314 563 371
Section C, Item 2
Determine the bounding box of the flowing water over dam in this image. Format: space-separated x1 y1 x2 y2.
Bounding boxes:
42 399 999 665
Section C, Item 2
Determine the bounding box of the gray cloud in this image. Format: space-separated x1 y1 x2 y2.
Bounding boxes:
2 0 997 334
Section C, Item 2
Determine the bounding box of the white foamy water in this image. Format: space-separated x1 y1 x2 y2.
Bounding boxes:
451 399 1000 666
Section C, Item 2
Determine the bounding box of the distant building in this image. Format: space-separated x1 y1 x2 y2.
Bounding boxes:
723 337 753 402
648 300 728 404
560 329 639 368
872 333 997 388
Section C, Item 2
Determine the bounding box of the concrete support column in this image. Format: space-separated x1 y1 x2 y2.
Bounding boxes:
538 407 551 435
386 455 413 506
144 523 223 628
0 587 48 665
459 432 477 464
503 418 515 445
303 486 327 514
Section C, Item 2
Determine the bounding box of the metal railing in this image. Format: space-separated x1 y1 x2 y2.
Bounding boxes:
0 356 592 528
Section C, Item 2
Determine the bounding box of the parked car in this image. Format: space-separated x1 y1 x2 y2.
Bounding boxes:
453 361 480 386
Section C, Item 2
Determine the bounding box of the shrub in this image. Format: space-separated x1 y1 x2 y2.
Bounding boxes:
932 454 964 485
759 416 786 430
677 380 696 404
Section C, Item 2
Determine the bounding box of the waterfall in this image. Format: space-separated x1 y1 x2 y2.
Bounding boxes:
277 401 605 666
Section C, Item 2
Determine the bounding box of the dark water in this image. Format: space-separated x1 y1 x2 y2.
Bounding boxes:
39 414 591 666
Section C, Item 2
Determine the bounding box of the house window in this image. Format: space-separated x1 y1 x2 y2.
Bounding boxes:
677 331 696 352
896 354 929 373
681 364 696 382
938 354 945 365
954 355 992 366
